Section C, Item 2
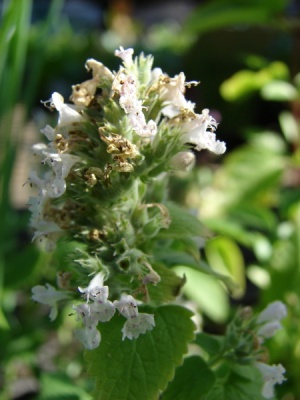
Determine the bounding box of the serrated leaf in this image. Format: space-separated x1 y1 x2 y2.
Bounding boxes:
158 201 210 239
162 356 215 400
85 305 196 400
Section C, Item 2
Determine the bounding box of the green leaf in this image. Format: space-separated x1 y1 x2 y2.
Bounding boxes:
154 248 237 294
162 356 215 400
279 111 300 144
205 236 245 298
184 0 287 34
158 201 210 239
173 266 229 323
85 305 196 400
148 263 186 304
38 372 92 400
204 365 265 400
194 332 224 356
261 81 298 101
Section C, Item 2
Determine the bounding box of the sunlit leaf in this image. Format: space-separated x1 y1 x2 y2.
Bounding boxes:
173 266 229 322
261 81 298 101
85 305 195 400
205 236 245 298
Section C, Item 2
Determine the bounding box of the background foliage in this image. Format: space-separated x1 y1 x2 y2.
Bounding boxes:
1 0 299 398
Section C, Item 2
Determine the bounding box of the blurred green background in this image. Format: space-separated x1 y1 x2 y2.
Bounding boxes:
1 0 300 398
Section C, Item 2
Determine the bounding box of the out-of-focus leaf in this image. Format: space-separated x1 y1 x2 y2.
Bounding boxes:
173 266 229 322
0 306 9 330
279 111 300 144
229 203 277 233
205 236 245 298
220 62 289 101
38 372 92 400
194 332 224 356
155 248 237 293
159 201 210 239
261 81 298 101
162 356 215 400
4 244 42 288
218 146 285 205
184 0 288 34
204 218 261 247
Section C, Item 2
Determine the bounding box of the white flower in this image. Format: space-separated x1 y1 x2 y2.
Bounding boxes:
73 303 97 328
74 326 101 350
71 59 114 107
48 153 81 180
78 272 106 302
159 72 196 118
121 313 155 340
114 294 139 318
28 170 66 198
85 58 114 81
255 362 286 399
78 272 116 323
41 125 55 141
257 301 287 324
256 301 287 341
181 109 226 155
115 46 134 65
31 284 71 321
51 92 83 127
257 320 283 340
90 301 115 323
113 72 157 137
114 294 155 340
28 150 81 199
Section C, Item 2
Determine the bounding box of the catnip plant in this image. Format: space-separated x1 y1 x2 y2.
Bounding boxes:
29 47 286 399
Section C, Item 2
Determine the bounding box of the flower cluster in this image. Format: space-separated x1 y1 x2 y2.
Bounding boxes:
254 301 287 398
29 47 225 349
226 301 287 399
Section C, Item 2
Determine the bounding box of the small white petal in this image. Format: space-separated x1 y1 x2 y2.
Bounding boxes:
114 294 139 319
78 272 106 302
41 125 55 141
74 326 101 350
90 301 115 322
257 301 287 324
115 46 134 65
85 58 114 80
255 362 286 399
51 92 83 127
121 313 155 340
257 321 283 340
73 303 96 328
